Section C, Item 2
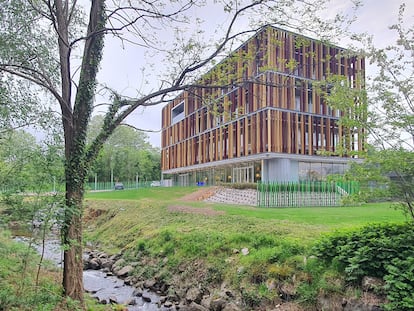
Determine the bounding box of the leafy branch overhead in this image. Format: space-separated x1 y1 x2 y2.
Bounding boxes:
329 4 414 219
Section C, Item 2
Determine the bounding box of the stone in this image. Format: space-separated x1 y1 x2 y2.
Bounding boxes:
176 303 190 311
99 298 107 304
200 295 212 309
133 288 143 297
100 258 113 269
224 289 234 298
113 258 125 269
89 257 101 270
115 265 133 277
188 302 208 311
110 253 122 261
142 294 152 303
83 260 90 270
167 293 180 302
126 298 136 305
124 276 133 285
98 252 108 258
164 301 174 308
343 298 370 311
186 287 203 303
222 302 241 311
210 298 226 311
143 279 157 290
108 296 118 304
129 261 139 267
362 276 385 292
241 248 249 255
279 283 297 300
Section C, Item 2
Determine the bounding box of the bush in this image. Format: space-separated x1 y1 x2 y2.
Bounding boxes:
0 229 70 310
217 182 257 190
313 222 414 311
384 257 414 311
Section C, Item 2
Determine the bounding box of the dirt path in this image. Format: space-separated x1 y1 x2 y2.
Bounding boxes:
179 186 218 202
166 187 224 216
167 205 225 216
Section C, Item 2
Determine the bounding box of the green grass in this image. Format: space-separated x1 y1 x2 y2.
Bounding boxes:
85 187 407 228
217 202 407 226
0 229 117 311
85 186 197 201
82 187 409 306
1 187 407 310
82 187 410 309
0 230 64 310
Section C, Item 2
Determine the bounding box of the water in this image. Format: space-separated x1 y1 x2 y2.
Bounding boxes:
14 236 168 310
83 270 163 310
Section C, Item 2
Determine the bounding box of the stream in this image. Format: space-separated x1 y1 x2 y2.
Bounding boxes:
14 237 169 310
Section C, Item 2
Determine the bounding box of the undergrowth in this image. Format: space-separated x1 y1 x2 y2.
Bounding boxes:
0 230 66 310
81 189 409 310
313 222 414 311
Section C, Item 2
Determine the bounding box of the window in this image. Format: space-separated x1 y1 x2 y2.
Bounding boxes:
307 84 313 113
295 88 301 111
171 101 185 124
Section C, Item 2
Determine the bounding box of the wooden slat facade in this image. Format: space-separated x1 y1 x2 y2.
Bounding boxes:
161 27 365 172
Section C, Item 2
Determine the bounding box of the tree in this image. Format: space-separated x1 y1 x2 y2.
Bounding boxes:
0 129 64 229
87 115 160 183
0 130 38 191
0 0 358 306
327 4 414 218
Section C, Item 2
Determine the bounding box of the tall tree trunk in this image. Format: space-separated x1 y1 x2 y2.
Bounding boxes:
59 0 106 306
62 181 84 303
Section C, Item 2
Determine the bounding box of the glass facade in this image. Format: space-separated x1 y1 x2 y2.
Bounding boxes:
166 160 348 186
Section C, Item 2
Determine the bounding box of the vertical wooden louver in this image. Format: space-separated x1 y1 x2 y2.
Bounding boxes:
161 27 365 171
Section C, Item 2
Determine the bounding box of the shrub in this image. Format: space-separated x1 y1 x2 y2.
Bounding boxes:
313 222 414 311
240 287 263 308
217 182 257 190
384 257 414 311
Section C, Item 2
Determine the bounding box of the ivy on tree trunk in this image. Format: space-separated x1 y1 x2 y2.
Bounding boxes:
59 0 106 304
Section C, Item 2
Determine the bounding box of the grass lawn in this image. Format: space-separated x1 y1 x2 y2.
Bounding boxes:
86 186 197 201
219 203 406 226
83 186 408 255
82 187 411 309
85 187 407 229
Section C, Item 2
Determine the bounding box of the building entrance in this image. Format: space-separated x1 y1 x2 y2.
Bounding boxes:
178 173 189 186
232 166 254 183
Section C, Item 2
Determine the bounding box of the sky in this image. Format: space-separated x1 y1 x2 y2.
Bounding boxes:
95 0 414 148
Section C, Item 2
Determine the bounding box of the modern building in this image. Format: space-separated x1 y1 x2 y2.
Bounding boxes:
161 26 365 186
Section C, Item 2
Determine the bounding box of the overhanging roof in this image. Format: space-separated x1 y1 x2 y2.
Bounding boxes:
162 153 363 175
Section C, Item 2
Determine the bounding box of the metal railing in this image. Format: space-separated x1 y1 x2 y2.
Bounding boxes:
85 181 155 191
257 181 359 207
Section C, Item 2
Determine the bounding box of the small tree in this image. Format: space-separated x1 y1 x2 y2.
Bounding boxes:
327 4 414 218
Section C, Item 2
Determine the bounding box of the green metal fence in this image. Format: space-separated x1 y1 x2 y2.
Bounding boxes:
257 181 359 207
0 181 154 194
85 181 153 191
